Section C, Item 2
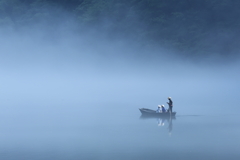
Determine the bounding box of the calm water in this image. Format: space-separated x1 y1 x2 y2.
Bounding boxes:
0 105 239 160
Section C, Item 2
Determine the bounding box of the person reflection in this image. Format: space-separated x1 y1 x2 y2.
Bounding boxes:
157 117 165 126
157 116 173 136
168 116 173 136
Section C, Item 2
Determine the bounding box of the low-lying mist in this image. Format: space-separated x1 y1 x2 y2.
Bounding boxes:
0 24 239 118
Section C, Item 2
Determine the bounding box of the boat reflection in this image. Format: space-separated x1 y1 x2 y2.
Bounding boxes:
140 115 176 136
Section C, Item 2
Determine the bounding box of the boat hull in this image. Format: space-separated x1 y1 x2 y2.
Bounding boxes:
139 108 176 117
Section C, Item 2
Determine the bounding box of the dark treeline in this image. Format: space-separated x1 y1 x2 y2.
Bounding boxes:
1 0 240 56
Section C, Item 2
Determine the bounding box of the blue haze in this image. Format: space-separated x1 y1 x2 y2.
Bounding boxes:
0 28 240 160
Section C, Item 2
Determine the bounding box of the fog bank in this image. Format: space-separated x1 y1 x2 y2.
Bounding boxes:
0 25 240 116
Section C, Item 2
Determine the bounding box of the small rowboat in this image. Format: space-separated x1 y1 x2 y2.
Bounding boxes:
139 108 176 117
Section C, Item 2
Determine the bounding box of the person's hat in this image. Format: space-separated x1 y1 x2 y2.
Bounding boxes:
158 105 161 108
161 105 164 107
168 97 171 99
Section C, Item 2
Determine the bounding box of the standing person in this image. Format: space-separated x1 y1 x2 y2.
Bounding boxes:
167 97 173 113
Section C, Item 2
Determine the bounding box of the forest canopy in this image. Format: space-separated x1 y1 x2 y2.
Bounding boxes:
1 0 240 57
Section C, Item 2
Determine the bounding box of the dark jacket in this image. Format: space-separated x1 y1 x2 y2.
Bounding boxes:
167 99 173 107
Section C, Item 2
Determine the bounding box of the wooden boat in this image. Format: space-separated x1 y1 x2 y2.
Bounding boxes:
140 114 176 120
139 108 176 117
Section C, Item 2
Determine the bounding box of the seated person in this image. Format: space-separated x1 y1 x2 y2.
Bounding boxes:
156 105 166 113
161 105 166 113
156 105 161 113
